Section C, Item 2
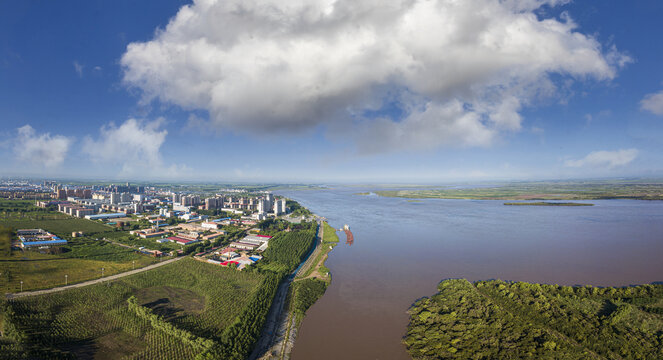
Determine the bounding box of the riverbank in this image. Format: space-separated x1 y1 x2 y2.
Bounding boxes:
255 220 340 360
372 181 663 200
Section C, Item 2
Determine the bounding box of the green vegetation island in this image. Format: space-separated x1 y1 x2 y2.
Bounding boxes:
404 279 663 359
375 180 663 200
503 202 594 206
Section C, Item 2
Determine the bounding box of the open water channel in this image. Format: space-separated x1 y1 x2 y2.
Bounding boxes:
277 187 663 360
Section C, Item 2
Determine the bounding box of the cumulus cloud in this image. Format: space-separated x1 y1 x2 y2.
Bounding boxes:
14 125 71 167
121 0 628 152
565 149 638 169
640 90 663 115
83 118 186 178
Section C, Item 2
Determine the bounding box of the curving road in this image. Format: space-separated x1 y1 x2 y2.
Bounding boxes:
5 256 184 300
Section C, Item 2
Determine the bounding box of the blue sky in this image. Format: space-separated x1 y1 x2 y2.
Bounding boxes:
1 0 662 183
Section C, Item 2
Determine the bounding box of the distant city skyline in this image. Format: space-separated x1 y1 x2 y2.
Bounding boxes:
2 1 663 182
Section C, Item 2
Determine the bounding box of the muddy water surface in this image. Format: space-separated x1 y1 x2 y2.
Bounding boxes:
278 188 663 360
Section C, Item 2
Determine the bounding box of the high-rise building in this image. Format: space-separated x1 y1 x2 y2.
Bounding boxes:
172 193 181 204
272 198 287 215
262 193 273 212
279 198 286 214
120 192 131 203
257 199 266 214
56 188 67 200
110 192 120 204
205 197 221 210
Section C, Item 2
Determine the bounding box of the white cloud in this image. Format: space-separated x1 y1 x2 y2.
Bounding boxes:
640 90 663 115
565 149 638 169
355 100 496 153
121 0 628 152
83 118 186 178
183 113 222 136
73 61 84 77
14 125 72 167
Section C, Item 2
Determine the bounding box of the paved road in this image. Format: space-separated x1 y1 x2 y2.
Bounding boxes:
294 220 324 278
249 221 323 360
5 256 184 300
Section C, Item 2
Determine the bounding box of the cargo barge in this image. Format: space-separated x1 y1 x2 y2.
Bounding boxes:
343 224 354 245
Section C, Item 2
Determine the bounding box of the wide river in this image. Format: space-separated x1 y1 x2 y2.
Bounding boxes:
278 187 663 360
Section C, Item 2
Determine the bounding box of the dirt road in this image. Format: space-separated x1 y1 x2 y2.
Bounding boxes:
5 256 184 300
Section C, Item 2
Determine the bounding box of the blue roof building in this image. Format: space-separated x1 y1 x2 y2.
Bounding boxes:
20 239 68 248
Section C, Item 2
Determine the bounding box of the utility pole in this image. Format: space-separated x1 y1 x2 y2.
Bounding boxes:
133 260 135 270
20 281 23 292
101 267 105 278
65 274 68 286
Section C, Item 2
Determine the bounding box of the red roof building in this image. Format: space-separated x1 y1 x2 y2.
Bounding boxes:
167 236 199 245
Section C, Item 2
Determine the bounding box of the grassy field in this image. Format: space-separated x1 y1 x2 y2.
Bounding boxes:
405 279 663 359
300 221 339 279
0 210 158 293
0 199 68 221
376 180 663 200
0 198 114 236
0 197 171 293
1 215 319 359
1 258 264 360
0 226 10 258
0 218 112 237
1 247 156 293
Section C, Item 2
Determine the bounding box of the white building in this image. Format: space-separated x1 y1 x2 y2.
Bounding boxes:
273 198 286 215
110 192 120 204
173 204 191 212
201 222 220 230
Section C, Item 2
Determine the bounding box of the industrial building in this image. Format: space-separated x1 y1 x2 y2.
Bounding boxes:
17 229 67 249
85 212 126 220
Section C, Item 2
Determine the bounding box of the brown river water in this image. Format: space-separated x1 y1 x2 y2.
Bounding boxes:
278 187 663 360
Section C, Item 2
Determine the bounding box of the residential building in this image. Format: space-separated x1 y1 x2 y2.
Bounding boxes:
120 192 132 203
